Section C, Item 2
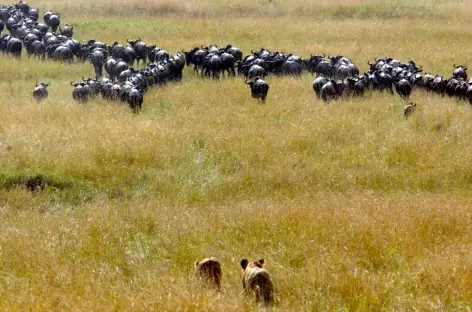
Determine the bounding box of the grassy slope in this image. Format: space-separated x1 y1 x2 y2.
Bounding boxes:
1 0 472 310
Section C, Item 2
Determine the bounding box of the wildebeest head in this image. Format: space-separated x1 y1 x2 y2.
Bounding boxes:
329 55 344 66
36 81 50 88
454 64 467 70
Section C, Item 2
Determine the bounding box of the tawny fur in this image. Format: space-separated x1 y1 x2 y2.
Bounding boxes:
404 102 417 119
194 257 222 288
240 258 274 306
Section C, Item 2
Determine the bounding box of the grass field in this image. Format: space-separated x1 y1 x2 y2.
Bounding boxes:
2 0 472 310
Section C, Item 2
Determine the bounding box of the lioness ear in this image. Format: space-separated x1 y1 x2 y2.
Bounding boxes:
240 259 248 270
258 259 265 266
195 261 200 267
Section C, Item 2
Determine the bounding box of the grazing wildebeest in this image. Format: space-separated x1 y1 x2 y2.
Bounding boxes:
33 82 50 102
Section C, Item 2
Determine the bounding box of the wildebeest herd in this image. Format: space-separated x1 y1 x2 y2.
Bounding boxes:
1 0 472 116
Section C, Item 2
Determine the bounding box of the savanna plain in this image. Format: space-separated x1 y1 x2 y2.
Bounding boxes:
2 0 472 310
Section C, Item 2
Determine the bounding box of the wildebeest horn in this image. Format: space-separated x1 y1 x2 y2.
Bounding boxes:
454 64 457 68
321 53 325 58
367 60 372 65
244 78 250 84
328 54 332 58
70 81 74 86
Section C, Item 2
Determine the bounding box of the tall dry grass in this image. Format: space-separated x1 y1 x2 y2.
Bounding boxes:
1 0 472 310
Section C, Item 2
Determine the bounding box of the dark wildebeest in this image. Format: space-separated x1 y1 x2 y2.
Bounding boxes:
224 44 243 62
395 78 412 99
202 53 222 79
127 38 147 66
127 88 144 113
48 13 60 33
453 64 468 80
313 76 329 98
89 48 108 78
33 82 50 102
59 24 73 38
71 81 89 103
320 80 343 102
245 76 269 102
184 47 207 74
104 57 117 81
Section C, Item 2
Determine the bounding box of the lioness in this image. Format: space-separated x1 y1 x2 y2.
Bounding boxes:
195 257 222 288
240 258 274 306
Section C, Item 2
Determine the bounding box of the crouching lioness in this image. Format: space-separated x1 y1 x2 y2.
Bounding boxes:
240 258 274 306
195 257 222 288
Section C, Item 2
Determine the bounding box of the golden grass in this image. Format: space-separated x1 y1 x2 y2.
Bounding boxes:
2 0 472 310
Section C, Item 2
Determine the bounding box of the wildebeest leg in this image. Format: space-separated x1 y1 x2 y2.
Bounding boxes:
231 67 236 76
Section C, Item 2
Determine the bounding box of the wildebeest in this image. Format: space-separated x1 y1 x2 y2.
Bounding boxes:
395 78 412 99
53 45 73 63
47 13 60 33
59 24 73 38
184 47 207 74
313 75 329 98
89 47 108 78
33 82 49 102
453 64 467 80
104 57 117 81
194 257 222 288
320 79 342 102
71 81 89 102
6 36 22 58
224 44 242 61
202 53 222 79
219 51 236 77
245 76 269 102
240 258 274 307
126 88 144 113
26 39 46 60
404 102 417 119
127 38 147 66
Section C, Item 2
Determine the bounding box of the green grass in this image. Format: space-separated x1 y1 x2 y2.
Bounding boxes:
2 0 472 310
